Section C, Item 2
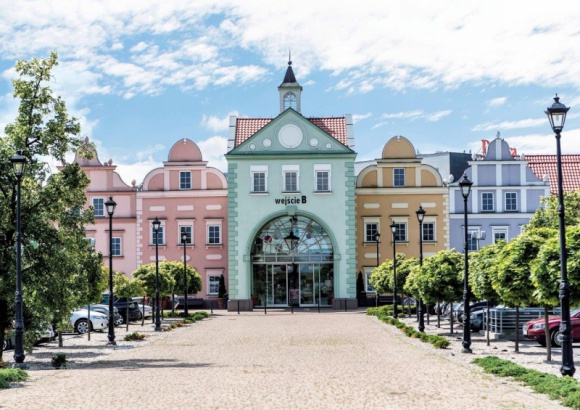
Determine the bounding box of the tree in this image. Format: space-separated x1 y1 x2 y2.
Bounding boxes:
492 230 550 352
368 253 410 295
0 52 101 359
218 274 227 298
132 262 176 299
410 249 463 332
159 260 202 296
528 191 580 230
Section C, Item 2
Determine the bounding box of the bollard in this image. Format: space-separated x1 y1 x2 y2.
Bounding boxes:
318 298 320 313
211 299 214 315
237 300 240 314
344 299 347 312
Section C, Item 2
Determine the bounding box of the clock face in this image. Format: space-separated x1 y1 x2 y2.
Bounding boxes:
284 92 297 110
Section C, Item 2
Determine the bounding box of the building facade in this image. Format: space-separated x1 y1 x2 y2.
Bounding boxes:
225 60 357 310
355 136 449 293
449 134 550 252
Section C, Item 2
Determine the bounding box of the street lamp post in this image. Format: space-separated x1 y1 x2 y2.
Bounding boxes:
105 197 117 345
546 95 575 377
375 232 380 308
390 222 398 318
10 150 26 366
459 174 473 354
152 217 162 332
181 232 189 317
416 206 426 332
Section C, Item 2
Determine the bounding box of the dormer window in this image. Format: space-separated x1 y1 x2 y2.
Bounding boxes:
283 92 297 110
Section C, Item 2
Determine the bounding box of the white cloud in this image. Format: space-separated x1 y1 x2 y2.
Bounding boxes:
197 136 228 171
201 111 239 132
472 118 546 132
487 97 507 107
381 110 424 120
352 112 372 123
426 110 452 122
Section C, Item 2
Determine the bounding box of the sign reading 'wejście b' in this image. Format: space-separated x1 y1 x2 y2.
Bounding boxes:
275 196 307 205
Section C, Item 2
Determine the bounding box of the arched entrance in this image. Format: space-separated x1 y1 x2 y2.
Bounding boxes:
251 215 334 307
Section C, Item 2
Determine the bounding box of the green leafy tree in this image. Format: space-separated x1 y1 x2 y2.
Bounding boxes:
0 52 101 358
528 191 580 230
218 274 227 298
492 230 551 352
159 260 202 296
132 262 177 298
368 253 410 295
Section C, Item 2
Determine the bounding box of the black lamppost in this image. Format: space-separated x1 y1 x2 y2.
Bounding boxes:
390 222 398 318
546 95 575 376
152 217 162 332
459 174 473 354
375 232 380 307
10 150 26 366
181 232 189 317
416 206 426 332
105 196 117 345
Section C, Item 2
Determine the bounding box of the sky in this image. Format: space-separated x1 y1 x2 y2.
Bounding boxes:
1 1 580 185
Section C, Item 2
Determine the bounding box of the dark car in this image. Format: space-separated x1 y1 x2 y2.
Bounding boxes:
101 295 141 323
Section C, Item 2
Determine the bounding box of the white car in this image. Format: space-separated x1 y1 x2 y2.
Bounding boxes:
136 304 153 319
70 309 108 334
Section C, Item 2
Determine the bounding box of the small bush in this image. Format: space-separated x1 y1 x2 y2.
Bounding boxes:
474 356 580 409
0 368 28 389
124 332 146 341
428 336 450 349
51 353 67 369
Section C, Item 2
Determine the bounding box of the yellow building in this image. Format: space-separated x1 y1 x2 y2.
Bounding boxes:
355 136 449 294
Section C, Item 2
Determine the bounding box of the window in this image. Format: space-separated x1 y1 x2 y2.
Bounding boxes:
284 171 298 192
283 92 297 110
87 237 96 249
365 223 379 243
481 192 494 212
180 171 191 190
112 237 122 256
422 222 435 242
92 198 104 217
208 225 221 245
208 275 220 295
365 270 375 294
179 225 193 245
314 164 331 192
467 228 480 251
393 168 405 187
251 165 268 193
505 192 517 211
493 227 508 244
151 224 165 245
393 222 407 242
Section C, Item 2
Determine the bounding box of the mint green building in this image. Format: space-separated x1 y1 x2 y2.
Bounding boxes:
225 60 357 310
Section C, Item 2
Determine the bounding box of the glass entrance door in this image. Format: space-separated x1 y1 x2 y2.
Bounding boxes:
300 264 314 305
271 265 288 306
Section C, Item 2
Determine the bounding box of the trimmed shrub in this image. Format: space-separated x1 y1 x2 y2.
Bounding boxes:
124 332 146 341
0 368 28 389
51 353 67 369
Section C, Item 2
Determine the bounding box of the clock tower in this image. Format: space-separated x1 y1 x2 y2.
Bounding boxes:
278 56 303 113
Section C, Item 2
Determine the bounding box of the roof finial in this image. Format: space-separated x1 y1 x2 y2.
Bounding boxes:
288 48 292 66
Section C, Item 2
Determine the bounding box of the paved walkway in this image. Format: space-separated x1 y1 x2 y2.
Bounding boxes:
0 310 563 409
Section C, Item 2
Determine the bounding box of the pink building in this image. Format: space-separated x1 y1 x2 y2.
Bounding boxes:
74 137 228 302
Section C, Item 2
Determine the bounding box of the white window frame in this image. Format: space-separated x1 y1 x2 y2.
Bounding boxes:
87 237 96 250
250 165 268 193
492 227 509 244
282 165 300 193
179 171 192 190
391 218 408 243
481 192 495 212
363 218 380 243
422 222 436 242
283 92 297 110
151 220 166 246
314 164 331 192
207 270 223 296
364 267 376 294
111 237 122 256
206 219 223 245
92 197 104 217
177 221 194 245
505 192 518 212
393 168 405 187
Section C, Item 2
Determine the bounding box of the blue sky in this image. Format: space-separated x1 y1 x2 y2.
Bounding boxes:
1 1 580 184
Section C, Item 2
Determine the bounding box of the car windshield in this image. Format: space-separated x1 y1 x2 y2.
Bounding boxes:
571 308 580 317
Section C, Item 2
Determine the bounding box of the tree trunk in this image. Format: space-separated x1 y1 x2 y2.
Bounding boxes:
545 306 551 361
450 302 454 334
437 302 440 328
486 301 491 347
0 299 8 362
515 306 520 353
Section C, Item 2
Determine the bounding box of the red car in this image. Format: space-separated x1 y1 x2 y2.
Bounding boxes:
523 308 580 347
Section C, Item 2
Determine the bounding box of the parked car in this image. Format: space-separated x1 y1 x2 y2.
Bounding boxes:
470 308 487 332
69 309 108 334
101 294 140 323
3 323 55 351
132 297 153 319
456 301 493 323
523 308 580 347
82 304 122 326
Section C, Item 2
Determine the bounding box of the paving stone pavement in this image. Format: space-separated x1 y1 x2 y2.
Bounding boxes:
0 309 565 410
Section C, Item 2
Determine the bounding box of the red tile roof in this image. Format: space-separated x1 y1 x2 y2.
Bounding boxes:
234 117 348 147
525 154 580 195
